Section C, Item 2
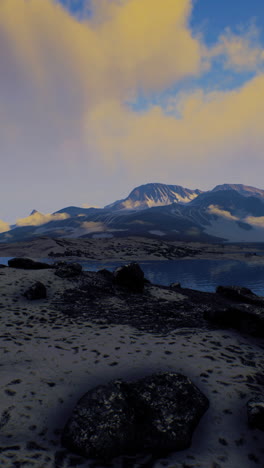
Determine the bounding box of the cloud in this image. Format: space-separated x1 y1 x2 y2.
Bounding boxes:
0 0 264 213
82 221 106 232
16 212 70 227
0 0 202 106
245 216 264 227
208 26 264 72
0 220 10 233
207 205 238 221
82 204 99 208
85 74 264 180
0 0 205 189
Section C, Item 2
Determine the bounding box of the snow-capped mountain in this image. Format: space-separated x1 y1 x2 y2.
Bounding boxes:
1 182 264 243
105 183 202 211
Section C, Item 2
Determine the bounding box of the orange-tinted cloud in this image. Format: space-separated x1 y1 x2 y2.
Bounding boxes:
245 216 264 227
207 205 238 221
85 74 264 179
0 221 10 233
0 0 264 205
16 212 69 227
0 0 202 104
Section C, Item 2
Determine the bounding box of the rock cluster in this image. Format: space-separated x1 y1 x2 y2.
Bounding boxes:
54 261 83 278
62 372 209 459
203 285 264 337
216 285 261 305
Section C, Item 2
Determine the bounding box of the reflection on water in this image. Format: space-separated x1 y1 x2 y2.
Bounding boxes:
140 259 264 295
81 259 264 296
1 257 263 296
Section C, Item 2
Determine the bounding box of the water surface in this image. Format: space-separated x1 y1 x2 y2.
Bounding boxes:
1 257 264 296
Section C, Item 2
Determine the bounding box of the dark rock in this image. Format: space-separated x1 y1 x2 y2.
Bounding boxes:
216 285 259 304
8 258 50 270
62 380 136 459
204 306 264 337
62 372 209 459
114 263 145 292
247 396 264 431
129 373 209 454
0 264 7 268
170 282 181 289
54 262 82 278
23 281 47 300
96 269 114 281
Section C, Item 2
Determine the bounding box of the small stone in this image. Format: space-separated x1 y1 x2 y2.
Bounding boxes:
23 282 47 300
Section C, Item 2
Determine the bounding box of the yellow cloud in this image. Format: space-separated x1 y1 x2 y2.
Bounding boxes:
0 220 10 233
1 0 264 193
207 205 238 221
245 216 264 227
85 74 264 177
0 0 202 102
82 221 106 232
16 212 69 227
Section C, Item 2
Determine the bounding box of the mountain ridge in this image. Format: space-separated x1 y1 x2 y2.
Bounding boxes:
1 182 264 243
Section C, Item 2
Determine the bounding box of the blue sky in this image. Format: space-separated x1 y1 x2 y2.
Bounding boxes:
0 0 264 224
191 0 264 43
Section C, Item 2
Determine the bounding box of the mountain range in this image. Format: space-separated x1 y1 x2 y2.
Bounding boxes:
1 183 264 243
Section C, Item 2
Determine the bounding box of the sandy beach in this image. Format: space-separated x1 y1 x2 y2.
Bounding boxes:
0 262 263 467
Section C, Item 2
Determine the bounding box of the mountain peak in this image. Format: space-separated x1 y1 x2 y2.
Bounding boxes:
105 182 202 211
212 184 264 199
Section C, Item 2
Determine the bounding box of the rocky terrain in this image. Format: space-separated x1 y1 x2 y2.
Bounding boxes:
0 236 264 263
0 257 263 467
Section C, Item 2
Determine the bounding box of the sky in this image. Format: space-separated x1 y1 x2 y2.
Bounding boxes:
1 0 264 225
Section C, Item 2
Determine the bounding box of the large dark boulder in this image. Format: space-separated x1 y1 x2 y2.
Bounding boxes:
129 373 209 454
114 263 145 292
23 281 47 300
204 306 264 337
247 396 264 431
8 257 50 269
54 262 82 278
62 372 209 459
62 380 136 459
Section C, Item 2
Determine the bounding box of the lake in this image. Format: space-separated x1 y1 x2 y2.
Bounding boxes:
1 257 264 296
80 258 264 296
